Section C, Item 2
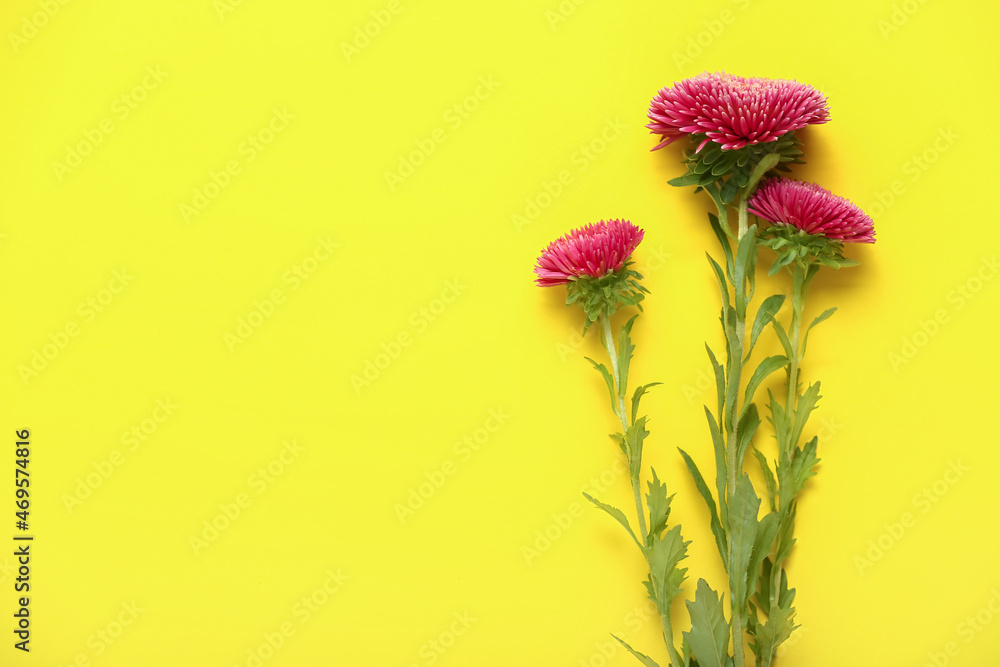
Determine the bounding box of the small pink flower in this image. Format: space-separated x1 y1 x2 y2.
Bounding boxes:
535 220 644 287
749 179 875 243
647 72 830 151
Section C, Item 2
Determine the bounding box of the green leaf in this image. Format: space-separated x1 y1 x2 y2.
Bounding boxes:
585 357 617 415
748 596 796 666
720 176 739 204
769 319 795 360
683 579 730 667
745 511 780 608
736 402 761 469
705 345 726 424
707 214 735 276
745 152 781 194
582 492 642 549
801 307 836 355
733 226 758 319
648 524 690 614
706 254 730 311
747 295 785 359
612 636 661 667
669 171 702 188
754 450 778 512
728 475 761 608
741 356 787 420
788 383 822 453
631 383 662 424
617 315 638 401
703 407 728 526
646 468 672 540
624 417 650 480
788 437 820 499
679 449 727 568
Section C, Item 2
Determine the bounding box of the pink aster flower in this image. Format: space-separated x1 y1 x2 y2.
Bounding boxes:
749 179 875 243
534 220 644 287
647 72 830 152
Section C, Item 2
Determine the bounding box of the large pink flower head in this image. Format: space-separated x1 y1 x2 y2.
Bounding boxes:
749 178 875 243
534 219 644 287
647 72 830 152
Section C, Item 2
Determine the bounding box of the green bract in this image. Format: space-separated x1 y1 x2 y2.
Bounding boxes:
668 132 804 205
758 225 860 275
564 262 649 332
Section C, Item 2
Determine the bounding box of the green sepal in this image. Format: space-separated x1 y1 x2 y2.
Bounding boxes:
565 262 649 329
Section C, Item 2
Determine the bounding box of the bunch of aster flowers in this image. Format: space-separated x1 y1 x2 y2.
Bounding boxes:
534 72 874 667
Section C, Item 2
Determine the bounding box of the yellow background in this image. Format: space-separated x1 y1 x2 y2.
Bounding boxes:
2 0 999 665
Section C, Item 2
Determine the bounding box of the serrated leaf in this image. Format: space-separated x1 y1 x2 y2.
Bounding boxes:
679 449 727 568
736 402 761 469
745 511 780 608
747 295 785 359
631 382 662 424
585 357 617 415
582 492 642 549
728 475 761 608
625 417 650 480
646 468 672 540
683 580 730 667
612 635 661 667
788 437 820 498
754 450 778 512
648 524 690 614
741 356 787 421
788 382 822 452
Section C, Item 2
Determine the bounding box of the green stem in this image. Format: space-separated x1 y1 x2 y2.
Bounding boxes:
728 199 751 667
768 264 808 664
600 313 681 665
